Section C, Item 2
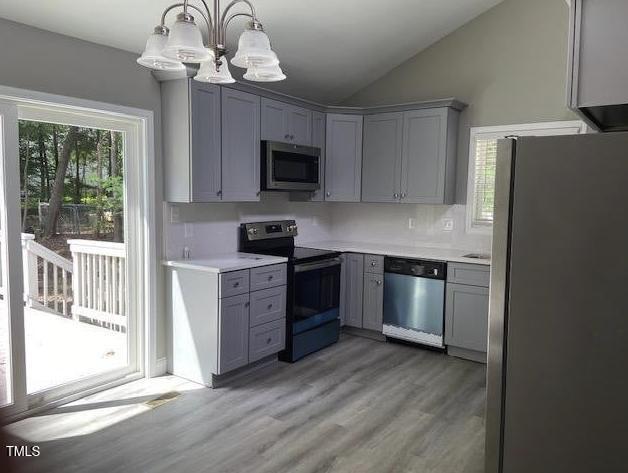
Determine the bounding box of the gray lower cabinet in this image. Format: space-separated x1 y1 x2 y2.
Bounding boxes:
217 293 250 374
341 253 364 328
362 273 384 332
221 88 261 201
361 108 458 204
444 283 489 354
325 114 363 202
162 80 222 202
261 97 312 146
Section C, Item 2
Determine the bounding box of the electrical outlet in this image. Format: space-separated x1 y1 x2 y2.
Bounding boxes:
170 206 180 223
442 218 454 232
408 218 416 229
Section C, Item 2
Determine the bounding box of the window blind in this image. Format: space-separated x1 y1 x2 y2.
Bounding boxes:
471 138 498 227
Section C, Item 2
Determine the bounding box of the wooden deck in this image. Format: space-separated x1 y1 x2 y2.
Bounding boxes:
0 303 126 405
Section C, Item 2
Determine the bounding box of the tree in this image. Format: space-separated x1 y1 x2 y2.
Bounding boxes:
110 131 123 242
44 126 78 237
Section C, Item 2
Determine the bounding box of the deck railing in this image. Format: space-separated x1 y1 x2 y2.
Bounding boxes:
69 239 126 330
19 234 127 331
22 233 73 316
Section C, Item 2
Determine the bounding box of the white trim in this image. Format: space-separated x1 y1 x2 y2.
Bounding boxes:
154 357 168 377
0 85 158 416
466 120 588 235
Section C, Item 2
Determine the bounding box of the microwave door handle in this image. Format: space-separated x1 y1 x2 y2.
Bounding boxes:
294 258 342 273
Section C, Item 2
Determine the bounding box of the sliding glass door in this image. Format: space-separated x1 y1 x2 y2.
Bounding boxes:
0 97 147 417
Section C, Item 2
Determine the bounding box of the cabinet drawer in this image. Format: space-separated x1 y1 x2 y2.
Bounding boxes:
250 264 287 291
447 263 490 287
249 318 286 363
250 286 286 327
364 254 384 274
219 269 250 298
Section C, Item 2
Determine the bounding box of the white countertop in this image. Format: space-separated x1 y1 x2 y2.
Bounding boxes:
301 241 491 266
163 253 288 273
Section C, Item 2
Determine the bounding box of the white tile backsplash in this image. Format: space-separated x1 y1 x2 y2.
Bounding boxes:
164 194 492 260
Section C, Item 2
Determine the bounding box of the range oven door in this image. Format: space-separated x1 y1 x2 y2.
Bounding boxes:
292 258 341 334
262 141 321 191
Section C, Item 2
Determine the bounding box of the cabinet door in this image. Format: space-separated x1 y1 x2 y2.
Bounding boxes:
218 293 250 374
361 112 403 203
362 273 384 332
444 283 489 353
310 111 326 201
287 105 312 146
325 114 363 202
221 88 261 201
190 82 222 202
401 108 449 204
343 253 364 328
261 98 289 142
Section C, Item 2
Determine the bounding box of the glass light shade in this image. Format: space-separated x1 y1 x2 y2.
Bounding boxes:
137 31 186 71
243 63 286 82
231 29 279 68
194 55 235 84
161 16 210 63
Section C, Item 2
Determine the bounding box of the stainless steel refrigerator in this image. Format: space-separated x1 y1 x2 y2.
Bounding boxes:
485 132 628 473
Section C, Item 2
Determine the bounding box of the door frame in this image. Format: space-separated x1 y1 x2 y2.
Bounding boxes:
0 85 157 419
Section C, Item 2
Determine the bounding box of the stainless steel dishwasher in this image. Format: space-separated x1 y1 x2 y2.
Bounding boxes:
383 257 447 348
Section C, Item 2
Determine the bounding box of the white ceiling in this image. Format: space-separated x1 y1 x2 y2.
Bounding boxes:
0 0 503 104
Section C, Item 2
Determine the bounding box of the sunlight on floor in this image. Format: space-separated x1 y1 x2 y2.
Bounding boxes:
6 375 204 442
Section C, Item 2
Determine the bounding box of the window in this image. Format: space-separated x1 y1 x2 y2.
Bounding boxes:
466 121 588 233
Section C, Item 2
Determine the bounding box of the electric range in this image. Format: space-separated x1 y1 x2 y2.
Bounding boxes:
239 220 342 362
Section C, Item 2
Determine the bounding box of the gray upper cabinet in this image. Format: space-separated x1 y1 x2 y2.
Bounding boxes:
362 273 384 332
221 88 261 201
361 112 403 203
162 80 222 203
325 114 363 202
401 108 456 204
261 98 312 146
341 253 364 328
360 107 458 204
568 0 628 131
310 111 326 202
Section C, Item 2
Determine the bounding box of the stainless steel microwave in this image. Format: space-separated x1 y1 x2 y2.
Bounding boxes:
261 141 321 192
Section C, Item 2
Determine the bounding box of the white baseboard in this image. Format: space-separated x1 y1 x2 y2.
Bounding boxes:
152 357 168 377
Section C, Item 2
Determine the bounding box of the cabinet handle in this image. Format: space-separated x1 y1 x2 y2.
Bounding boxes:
401 192 407 199
256 191 261 197
371 261 376 267
266 337 272 344
268 275 273 280
326 191 331 197
376 280 382 286
267 303 273 310
284 134 290 139
393 193 399 199
245 301 250 307
216 190 222 196
233 282 240 287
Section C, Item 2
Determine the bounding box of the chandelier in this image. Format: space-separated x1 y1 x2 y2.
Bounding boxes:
137 0 285 84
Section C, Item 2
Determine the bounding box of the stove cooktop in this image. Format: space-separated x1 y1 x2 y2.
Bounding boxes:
250 246 340 264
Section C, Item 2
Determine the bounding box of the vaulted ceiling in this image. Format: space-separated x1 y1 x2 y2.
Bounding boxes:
0 0 503 103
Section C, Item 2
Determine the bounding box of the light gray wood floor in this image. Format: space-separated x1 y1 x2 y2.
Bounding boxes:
6 334 486 473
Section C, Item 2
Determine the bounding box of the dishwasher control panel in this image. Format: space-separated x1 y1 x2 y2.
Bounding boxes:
384 257 447 280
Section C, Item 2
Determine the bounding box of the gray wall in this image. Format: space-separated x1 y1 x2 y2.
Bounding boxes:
343 0 577 201
0 18 167 361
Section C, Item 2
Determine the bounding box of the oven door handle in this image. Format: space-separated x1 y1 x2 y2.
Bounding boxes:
294 258 342 273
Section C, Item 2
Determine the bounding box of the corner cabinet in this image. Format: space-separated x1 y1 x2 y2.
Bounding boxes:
325 114 363 202
361 107 458 204
162 80 260 203
261 98 312 146
162 80 222 202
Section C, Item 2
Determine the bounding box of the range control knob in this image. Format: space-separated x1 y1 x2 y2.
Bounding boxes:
248 227 258 236
287 224 297 233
